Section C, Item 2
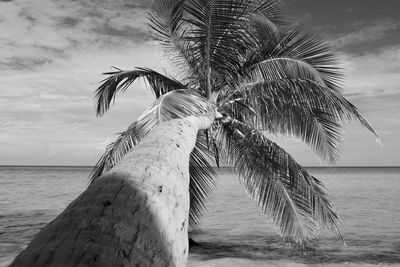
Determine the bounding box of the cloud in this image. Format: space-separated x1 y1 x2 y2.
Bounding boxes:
341 45 400 96
0 0 150 72
58 16 80 28
0 56 52 70
331 19 399 48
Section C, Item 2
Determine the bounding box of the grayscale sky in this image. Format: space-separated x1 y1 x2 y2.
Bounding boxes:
0 0 399 166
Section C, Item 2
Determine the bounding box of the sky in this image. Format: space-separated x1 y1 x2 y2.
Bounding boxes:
0 0 399 166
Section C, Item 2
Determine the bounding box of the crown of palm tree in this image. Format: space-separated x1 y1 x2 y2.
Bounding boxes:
90 0 378 252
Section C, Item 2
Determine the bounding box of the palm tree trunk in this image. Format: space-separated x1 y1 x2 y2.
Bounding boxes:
10 115 215 267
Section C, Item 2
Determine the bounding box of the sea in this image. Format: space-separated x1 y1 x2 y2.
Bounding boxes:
0 166 399 267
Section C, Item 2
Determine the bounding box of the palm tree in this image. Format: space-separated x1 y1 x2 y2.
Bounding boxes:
10 107 219 266
91 0 377 252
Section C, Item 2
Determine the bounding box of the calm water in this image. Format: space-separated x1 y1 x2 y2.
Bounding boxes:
0 166 399 266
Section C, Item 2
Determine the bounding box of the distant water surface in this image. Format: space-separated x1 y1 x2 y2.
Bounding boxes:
0 166 399 266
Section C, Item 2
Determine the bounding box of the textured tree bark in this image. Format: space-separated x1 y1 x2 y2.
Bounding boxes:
10 115 215 267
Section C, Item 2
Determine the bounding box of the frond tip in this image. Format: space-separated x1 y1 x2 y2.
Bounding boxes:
94 67 186 116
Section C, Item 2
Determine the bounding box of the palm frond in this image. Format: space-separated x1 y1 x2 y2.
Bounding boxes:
246 13 279 51
250 57 325 84
224 80 344 162
148 0 193 73
243 24 343 92
95 67 186 116
148 0 183 46
90 89 217 230
215 117 343 252
189 130 218 229
248 0 288 26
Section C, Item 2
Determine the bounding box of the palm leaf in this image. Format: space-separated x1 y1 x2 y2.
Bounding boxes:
215 117 343 252
189 131 217 229
90 89 217 230
248 0 288 26
225 80 345 162
265 80 374 143
95 67 186 116
243 23 343 92
148 0 195 75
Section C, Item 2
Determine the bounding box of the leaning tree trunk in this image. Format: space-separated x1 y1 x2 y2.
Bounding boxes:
10 115 215 267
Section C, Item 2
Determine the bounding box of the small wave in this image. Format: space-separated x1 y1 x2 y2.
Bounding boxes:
190 234 400 264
